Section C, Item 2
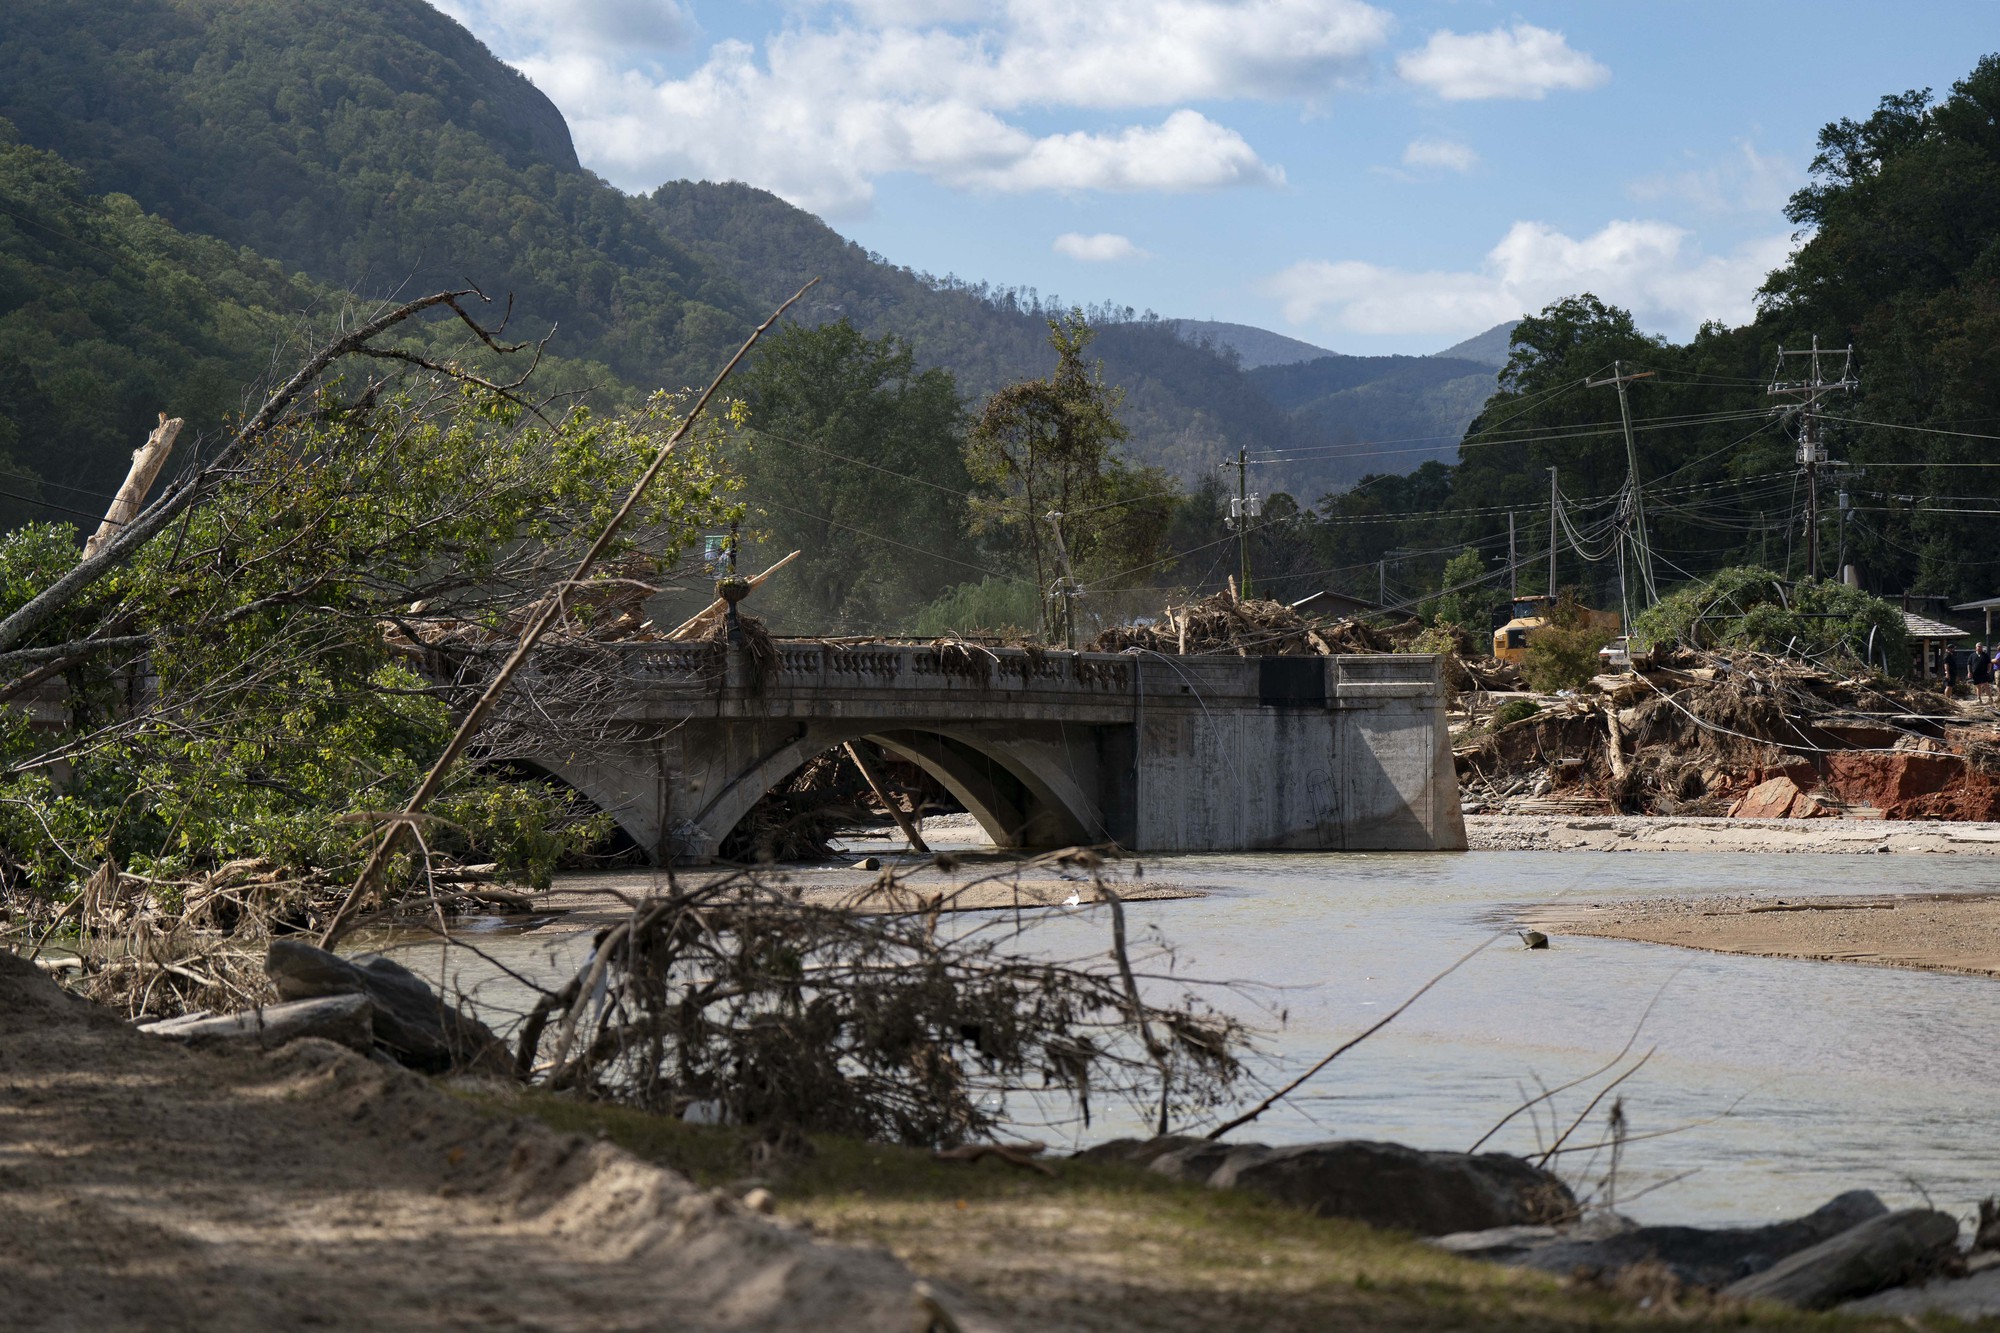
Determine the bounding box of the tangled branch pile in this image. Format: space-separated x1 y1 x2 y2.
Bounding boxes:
1457 647 2000 819
513 859 1246 1146
1088 593 1398 657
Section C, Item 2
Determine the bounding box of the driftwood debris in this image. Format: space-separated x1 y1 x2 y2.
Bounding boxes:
932 1141 1055 1176
843 740 931 854
666 549 800 640
138 993 375 1053
84 414 183 560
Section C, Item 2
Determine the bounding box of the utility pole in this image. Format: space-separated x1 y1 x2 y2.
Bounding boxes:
1223 447 1260 600
1585 361 1659 618
1377 558 1386 609
1045 510 1082 648
1768 337 1857 581
1546 467 1559 601
1508 511 1517 600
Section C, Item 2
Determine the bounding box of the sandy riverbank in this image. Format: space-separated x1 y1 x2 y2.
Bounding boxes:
1525 892 2000 980
0 951 933 1331
1468 814 2000 855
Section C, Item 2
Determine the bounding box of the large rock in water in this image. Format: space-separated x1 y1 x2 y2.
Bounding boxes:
1491 1189 1890 1287
1208 1141 1575 1236
266 939 511 1075
1723 1209 1961 1309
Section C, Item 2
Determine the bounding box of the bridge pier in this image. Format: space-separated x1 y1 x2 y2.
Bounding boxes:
515 642 1465 862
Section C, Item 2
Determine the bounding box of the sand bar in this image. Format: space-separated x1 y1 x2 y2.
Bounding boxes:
1526 891 2000 979
1470 814 2000 855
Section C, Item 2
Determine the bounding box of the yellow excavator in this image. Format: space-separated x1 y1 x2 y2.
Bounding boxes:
1492 595 1622 664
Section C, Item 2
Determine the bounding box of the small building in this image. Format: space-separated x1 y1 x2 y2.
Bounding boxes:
1903 610 1967 679
1950 595 2000 637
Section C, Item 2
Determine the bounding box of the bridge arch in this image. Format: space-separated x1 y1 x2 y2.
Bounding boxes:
688 723 1102 861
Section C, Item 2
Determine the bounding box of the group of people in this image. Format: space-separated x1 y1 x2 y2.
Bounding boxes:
1942 641 1999 702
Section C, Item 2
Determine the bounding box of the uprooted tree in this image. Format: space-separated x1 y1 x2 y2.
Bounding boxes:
0 290 742 1014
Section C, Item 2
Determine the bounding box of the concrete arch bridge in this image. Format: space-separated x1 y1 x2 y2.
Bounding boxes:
510 640 1464 862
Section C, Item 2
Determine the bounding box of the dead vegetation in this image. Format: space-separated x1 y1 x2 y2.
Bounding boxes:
1087 591 1405 657
1456 646 2000 820
509 854 1247 1147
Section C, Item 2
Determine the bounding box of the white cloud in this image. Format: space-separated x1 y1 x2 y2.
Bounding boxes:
1054 231 1148 262
1396 23 1608 101
504 0 1388 212
1629 141 1800 218
1401 137 1478 173
1267 219 1794 340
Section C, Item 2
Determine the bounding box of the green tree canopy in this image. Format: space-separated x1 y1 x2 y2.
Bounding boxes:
732 319 972 632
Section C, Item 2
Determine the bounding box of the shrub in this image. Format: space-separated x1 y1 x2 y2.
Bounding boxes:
1523 623 1614 692
1491 699 1542 728
908 576 1039 637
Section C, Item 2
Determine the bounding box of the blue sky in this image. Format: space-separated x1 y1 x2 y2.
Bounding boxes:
433 0 1992 355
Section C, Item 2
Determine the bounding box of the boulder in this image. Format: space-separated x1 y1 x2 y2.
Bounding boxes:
138 993 374 1053
1722 1208 1960 1310
1507 1189 1889 1288
1071 1134 1206 1167
1208 1140 1575 1236
265 939 511 1075
1727 773 1836 819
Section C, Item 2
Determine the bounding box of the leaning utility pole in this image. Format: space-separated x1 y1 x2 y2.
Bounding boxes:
1586 361 1658 620
1768 337 1857 581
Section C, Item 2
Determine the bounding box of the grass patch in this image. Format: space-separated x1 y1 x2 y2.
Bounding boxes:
474 1088 1957 1332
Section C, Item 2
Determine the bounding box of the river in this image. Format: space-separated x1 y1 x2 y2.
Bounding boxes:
392 842 2000 1228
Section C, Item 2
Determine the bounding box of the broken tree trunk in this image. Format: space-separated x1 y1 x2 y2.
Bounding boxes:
666 549 800 640
843 740 931 855
83 414 182 560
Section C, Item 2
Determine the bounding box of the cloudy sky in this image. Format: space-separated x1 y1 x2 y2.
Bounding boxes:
433 0 1986 355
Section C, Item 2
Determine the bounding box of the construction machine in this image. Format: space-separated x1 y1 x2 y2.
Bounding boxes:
1491 595 1621 665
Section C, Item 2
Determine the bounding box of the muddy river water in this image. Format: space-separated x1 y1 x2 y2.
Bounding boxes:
396 846 2000 1228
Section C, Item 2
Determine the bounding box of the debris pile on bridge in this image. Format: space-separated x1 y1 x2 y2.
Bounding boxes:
1456 648 2000 819
1088 593 1404 657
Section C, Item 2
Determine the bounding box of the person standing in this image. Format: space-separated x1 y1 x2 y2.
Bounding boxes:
1975 641 1994 705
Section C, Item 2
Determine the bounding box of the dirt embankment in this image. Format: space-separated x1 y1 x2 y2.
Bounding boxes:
0 951 955 1332
1526 892 2000 979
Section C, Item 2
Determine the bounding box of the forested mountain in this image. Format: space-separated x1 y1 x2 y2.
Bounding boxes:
0 123 329 525
1167 320 1333 368
647 180 1323 489
0 0 762 396
0 0 1502 512
1431 323 1519 368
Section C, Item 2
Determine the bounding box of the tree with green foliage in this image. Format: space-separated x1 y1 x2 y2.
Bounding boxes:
965 312 1178 640
1630 567 1911 674
731 319 972 633
0 364 739 900
1429 548 1505 631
